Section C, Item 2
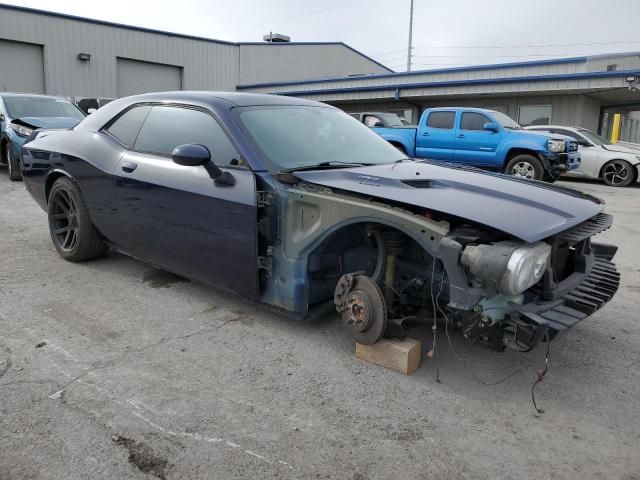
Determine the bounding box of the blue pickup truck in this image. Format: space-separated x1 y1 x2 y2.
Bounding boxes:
372 107 580 181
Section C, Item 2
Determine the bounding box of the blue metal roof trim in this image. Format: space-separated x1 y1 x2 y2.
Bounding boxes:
237 55 591 89
268 69 640 96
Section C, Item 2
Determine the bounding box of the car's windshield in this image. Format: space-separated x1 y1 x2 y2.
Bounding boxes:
3 95 85 120
238 106 406 171
577 128 608 146
489 111 521 129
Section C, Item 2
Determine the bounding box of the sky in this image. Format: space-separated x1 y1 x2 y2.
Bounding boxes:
3 0 640 72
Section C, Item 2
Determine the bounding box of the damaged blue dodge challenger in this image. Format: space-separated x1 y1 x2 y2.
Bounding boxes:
21 92 620 352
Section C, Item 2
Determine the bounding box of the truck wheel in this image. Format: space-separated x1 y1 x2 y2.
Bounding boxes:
6 144 22 181
47 177 108 262
601 159 635 187
505 154 544 180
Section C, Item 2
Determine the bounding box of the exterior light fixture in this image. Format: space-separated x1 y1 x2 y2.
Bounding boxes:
77 53 91 62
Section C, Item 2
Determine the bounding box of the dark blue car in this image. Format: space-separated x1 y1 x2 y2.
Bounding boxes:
0 93 85 181
21 92 620 352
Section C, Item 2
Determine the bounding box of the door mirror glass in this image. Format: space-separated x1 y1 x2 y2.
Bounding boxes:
578 140 592 147
483 122 499 132
172 144 211 166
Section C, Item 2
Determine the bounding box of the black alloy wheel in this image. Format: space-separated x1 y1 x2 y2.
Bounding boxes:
47 177 108 262
50 187 79 253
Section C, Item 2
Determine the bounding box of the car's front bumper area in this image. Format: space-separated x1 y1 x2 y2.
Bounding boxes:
545 151 581 174
509 214 620 347
514 247 619 342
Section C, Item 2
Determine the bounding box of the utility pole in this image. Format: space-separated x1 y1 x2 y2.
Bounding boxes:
407 0 414 71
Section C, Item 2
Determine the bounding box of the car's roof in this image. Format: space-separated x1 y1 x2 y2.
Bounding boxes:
426 107 503 114
77 91 335 133
0 92 69 99
526 125 586 131
114 91 329 108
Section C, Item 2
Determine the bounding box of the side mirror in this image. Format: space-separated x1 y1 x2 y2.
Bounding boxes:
172 144 211 166
578 140 591 147
171 144 235 186
87 108 97 114
372 121 384 128
483 122 500 132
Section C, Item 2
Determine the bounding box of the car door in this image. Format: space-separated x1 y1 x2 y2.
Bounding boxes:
552 128 600 178
112 104 258 297
452 111 502 166
415 110 456 160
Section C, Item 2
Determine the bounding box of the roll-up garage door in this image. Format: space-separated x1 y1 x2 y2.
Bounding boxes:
117 58 182 97
0 39 45 94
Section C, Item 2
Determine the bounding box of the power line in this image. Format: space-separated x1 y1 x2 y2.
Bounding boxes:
411 39 640 50
412 52 631 58
370 39 640 57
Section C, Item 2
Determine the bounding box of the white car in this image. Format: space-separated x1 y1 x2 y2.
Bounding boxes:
525 125 640 187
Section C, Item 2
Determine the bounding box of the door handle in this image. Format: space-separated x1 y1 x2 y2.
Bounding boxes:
457 134 465 138
422 132 430 136
121 161 137 173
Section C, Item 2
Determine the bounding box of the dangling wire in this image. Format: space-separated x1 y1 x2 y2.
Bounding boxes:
531 330 551 414
429 256 444 383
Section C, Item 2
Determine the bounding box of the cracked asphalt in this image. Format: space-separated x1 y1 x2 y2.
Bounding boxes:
1 171 639 479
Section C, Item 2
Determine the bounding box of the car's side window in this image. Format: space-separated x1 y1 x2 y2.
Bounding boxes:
460 112 491 131
426 111 455 129
106 105 152 148
133 106 241 166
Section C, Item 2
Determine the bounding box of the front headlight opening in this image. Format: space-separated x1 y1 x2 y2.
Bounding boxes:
461 241 552 296
500 243 551 295
547 139 566 153
9 124 34 137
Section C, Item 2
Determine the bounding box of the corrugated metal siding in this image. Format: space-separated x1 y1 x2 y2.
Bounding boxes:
0 39 45 93
238 44 389 84
116 58 182 97
244 60 587 95
0 7 239 97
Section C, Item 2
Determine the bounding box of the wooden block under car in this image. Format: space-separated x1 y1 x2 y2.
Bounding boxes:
355 338 421 375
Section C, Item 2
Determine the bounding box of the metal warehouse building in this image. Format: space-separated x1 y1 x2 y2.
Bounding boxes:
0 4 390 97
1 3 640 142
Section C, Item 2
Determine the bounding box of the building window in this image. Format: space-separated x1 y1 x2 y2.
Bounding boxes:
518 105 552 127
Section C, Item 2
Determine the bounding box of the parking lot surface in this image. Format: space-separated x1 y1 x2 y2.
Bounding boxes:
1 173 639 479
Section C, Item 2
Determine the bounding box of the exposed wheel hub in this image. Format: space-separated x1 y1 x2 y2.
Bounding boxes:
334 273 387 345
344 290 372 332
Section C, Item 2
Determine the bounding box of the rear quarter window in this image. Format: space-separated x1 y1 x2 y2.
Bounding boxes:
106 105 151 147
426 111 455 129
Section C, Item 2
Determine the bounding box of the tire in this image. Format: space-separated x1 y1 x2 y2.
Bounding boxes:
505 154 545 181
6 144 22 181
601 159 635 187
47 176 108 262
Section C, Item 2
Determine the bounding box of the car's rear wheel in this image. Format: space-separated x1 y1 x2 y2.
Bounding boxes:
5 144 22 181
601 159 635 187
505 154 544 180
47 177 108 262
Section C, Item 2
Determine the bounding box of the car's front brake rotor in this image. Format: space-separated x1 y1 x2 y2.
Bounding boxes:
334 273 387 345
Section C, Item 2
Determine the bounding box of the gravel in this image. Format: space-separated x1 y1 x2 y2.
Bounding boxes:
1 172 639 479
